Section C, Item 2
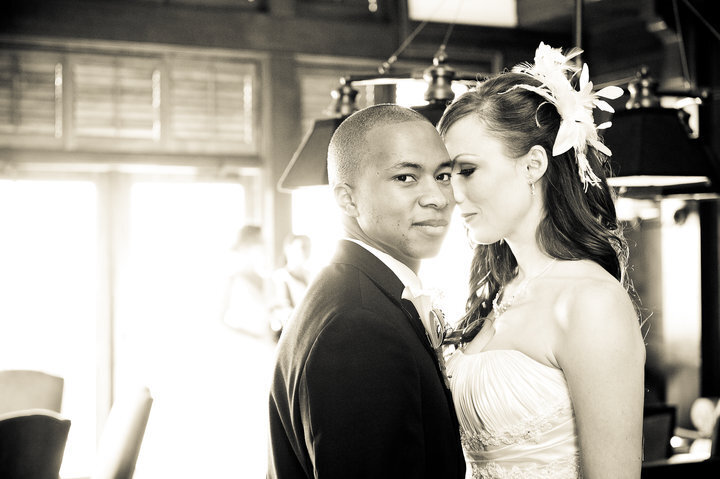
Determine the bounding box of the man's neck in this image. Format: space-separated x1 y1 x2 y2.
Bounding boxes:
343 231 420 274
343 237 422 290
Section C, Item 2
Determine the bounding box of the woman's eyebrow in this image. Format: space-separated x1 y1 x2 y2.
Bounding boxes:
451 153 481 162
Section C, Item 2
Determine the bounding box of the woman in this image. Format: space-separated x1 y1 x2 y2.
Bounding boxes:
439 43 646 478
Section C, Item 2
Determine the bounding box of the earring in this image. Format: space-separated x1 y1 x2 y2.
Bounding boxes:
529 181 536 196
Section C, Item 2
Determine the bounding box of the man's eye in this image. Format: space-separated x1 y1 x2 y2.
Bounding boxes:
436 172 452 182
394 174 416 183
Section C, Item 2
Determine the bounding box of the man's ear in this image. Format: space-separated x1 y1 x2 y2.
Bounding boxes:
333 183 359 217
523 145 549 183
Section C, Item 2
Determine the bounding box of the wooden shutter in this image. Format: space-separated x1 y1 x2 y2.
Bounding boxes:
168 57 256 153
0 50 61 138
72 54 159 141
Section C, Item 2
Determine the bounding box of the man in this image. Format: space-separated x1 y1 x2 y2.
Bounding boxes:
268 104 465 478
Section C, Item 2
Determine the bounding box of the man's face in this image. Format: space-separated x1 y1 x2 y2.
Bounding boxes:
351 120 455 267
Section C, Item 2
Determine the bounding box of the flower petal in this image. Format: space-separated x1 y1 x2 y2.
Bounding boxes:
553 120 577 156
594 99 615 113
580 64 589 88
590 138 612 156
596 85 624 100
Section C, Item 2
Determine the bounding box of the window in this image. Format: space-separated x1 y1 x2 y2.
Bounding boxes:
0 43 260 155
1 39 268 477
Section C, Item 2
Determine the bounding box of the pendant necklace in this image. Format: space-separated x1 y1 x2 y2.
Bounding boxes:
492 258 557 318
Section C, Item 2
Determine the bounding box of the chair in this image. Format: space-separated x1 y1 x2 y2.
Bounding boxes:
92 386 153 479
0 408 71 479
0 369 64 414
643 404 677 462
712 412 720 458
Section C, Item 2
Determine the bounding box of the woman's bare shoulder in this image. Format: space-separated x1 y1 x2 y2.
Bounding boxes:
549 260 643 363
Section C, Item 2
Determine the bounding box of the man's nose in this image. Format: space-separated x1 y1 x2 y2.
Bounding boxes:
418 179 451 209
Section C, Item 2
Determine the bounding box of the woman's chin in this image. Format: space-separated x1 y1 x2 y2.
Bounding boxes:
469 231 503 246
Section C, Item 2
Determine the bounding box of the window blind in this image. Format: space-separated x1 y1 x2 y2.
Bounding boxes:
169 58 255 151
72 54 159 140
0 50 60 137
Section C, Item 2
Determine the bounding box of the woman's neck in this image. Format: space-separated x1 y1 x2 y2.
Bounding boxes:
504 238 554 282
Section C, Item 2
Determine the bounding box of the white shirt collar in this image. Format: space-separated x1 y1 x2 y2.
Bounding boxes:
343 238 423 293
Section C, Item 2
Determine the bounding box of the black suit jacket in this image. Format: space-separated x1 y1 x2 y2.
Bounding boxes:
268 240 465 478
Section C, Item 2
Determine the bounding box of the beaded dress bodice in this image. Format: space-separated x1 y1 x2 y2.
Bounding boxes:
446 347 581 479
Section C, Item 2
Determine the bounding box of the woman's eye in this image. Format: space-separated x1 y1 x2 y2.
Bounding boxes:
457 167 476 177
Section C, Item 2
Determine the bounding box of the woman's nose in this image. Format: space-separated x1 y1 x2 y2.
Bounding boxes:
450 176 465 204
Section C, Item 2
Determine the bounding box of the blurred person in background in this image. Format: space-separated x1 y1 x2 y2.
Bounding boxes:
269 233 313 341
221 224 272 339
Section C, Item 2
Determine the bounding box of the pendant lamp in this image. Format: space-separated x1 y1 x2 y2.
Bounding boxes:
603 68 719 195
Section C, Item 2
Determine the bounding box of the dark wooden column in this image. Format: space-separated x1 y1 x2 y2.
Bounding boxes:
699 200 720 397
263 53 300 267
693 0 720 397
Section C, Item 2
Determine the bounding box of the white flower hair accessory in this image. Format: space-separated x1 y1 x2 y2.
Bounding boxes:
509 42 624 190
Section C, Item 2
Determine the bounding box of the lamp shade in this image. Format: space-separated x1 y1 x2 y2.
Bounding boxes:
604 107 719 192
277 117 344 192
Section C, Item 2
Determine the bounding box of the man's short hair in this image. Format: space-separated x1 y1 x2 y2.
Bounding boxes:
327 104 429 186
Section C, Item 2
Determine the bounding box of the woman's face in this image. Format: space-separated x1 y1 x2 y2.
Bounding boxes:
444 116 534 245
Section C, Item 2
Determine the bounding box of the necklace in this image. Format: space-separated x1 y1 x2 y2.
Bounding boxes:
492 258 557 318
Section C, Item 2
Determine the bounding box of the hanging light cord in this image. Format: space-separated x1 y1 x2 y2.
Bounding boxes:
673 0 720 91
441 23 455 50
678 0 720 41
379 20 429 74
672 0 692 89
379 0 463 74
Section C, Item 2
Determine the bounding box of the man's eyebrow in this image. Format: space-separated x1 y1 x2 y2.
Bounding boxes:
385 161 453 173
385 162 422 171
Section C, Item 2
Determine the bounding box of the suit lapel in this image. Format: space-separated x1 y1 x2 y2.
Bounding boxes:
332 241 460 428
331 241 440 367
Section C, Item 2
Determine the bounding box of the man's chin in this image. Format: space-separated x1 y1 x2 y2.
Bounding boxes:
413 241 446 260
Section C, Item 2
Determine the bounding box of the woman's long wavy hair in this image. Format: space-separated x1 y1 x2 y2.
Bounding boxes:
437 72 632 339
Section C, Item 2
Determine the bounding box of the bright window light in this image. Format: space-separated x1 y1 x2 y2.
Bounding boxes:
0 179 98 478
117 180 275 478
408 0 518 27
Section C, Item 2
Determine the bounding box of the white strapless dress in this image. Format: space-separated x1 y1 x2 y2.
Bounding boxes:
446 348 581 478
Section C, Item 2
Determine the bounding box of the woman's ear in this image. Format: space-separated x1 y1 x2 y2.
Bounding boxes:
333 183 359 217
523 145 549 183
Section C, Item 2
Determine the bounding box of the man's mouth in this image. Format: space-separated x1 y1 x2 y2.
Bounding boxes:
414 219 449 228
